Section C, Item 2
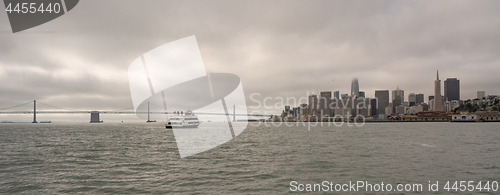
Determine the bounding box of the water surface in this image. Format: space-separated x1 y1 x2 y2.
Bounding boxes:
0 122 499 194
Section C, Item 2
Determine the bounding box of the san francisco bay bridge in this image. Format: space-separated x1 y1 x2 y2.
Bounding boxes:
0 100 270 123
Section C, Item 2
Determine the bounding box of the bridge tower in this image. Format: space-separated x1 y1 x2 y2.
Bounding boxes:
90 111 103 123
32 100 37 123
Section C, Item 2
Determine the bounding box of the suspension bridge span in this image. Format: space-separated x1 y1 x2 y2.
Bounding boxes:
0 100 271 123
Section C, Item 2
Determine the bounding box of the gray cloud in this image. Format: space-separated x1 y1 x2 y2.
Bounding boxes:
1 0 499 121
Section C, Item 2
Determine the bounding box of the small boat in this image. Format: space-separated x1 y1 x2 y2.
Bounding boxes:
40 121 52 123
165 110 200 128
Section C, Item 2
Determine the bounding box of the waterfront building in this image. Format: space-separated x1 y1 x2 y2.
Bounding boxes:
451 113 477 122
476 111 500 122
444 78 460 101
400 111 452 122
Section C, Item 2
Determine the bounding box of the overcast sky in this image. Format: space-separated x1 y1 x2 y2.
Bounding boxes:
1 0 500 122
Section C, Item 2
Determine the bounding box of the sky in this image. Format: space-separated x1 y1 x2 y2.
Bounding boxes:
1 0 500 122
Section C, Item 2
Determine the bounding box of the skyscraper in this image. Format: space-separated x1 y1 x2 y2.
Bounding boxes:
308 94 318 116
416 93 424 104
292 107 300 118
444 78 460 101
370 98 378 116
408 93 416 107
392 95 402 114
319 91 332 118
429 95 434 101
433 70 445 111
358 91 365 98
392 86 404 102
351 78 359 97
299 103 308 118
375 90 390 116
334 91 340 99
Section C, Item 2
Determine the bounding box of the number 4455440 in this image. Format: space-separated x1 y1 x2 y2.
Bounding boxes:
5 3 62 14
443 181 498 192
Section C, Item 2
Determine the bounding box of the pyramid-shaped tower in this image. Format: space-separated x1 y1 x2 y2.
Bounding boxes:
433 70 445 111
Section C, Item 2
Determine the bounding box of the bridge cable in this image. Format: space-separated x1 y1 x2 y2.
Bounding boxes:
37 101 74 111
0 101 33 110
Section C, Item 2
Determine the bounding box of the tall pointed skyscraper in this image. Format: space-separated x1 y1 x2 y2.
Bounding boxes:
351 78 360 97
433 70 445 111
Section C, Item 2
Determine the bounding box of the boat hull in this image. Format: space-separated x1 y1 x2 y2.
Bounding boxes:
165 124 200 129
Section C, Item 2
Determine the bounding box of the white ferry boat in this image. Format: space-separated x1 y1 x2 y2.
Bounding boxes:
165 110 201 128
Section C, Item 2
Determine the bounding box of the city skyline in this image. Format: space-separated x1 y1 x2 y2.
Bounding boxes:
0 68 493 122
274 67 500 120
278 70 481 108
1 1 500 121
